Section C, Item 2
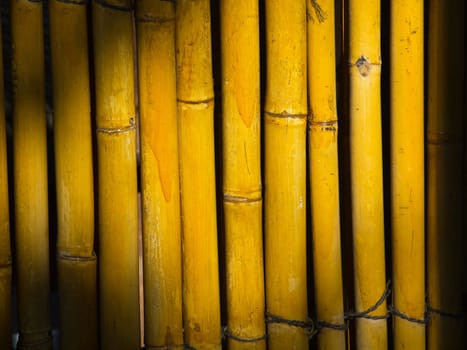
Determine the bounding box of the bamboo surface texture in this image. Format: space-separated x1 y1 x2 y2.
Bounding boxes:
49 1 98 349
136 0 184 348
427 0 465 348
0 22 11 350
11 0 52 348
307 0 345 349
220 0 265 349
348 0 388 348
176 0 221 348
390 1 425 349
264 0 308 349
92 0 140 348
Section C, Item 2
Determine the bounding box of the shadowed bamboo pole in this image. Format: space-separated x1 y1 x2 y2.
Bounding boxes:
390 0 425 348
176 0 221 348
49 1 98 349
92 0 140 348
220 0 265 349
427 0 465 348
264 0 308 348
11 0 52 348
307 1 346 349
348 0 388 348
135 0 184 348
0 22 12 350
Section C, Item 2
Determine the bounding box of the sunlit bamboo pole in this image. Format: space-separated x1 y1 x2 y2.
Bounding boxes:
92 1 140 348
135 1 183 348
390 0 425 348
0 22 12 350
427 0 465 348
307 1 346 349
264 0 308 348
49 1 98 349
11 0 52 348
220 0 265 349
176 0 221 348
348 0 388 348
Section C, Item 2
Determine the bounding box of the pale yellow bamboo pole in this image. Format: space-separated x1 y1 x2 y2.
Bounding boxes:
427 0 465 348
176 0 221 348
307 1 346 349
135 0 183 348
220 0 265 349
390 0 425 348
0 22 12 350
348 0 388 348
11 0 52 348
92 1 140 348
49 1 98 349
264 0 308 349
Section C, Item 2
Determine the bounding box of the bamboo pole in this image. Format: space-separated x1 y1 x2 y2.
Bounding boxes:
390 0 425 348
0 22 12 350
220 0 265 349
135 0 183 348
49 0 98 349
307 1 346 349
348 0 388 348
427 0 465 348
11 0 52 348
264 0 308 348
92 1 140 348
175 1 221 349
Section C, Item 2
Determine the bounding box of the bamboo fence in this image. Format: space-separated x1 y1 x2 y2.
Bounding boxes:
0 1 466 349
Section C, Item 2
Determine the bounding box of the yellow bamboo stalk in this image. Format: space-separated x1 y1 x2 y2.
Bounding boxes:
176 0 221 349
220 0 265 349
11 0 52 348
307 1 346 349
135 0 183 348
264 0 308 348
348 0 388 348
92 1 140 348
49 1 98 349
0 22 12 350
427 0 465 348
390 0 425 348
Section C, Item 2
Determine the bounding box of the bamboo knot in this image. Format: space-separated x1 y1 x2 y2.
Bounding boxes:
94 0 133 12
222 326 267 343
308 119 338 132
135 15 175 24
96 118 136 134
57 0 88 5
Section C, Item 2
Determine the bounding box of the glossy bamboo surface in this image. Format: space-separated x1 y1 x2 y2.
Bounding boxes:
176 0 221 348
390 1 425 348
11 0 52 348
307 0 345 348
92 0 140 348
136 0 184 348
49 1 98 348
221 0 265 349
348 0 388 348
264 0 308 348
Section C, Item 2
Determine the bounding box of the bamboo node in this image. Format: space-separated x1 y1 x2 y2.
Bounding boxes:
94 0 132 12
222 326 267 343
135 13 175 24
56 0 88 5
96 119 136 134
58 252 97 262
308 119 338 132
264 111 308 119
223 194 262 203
